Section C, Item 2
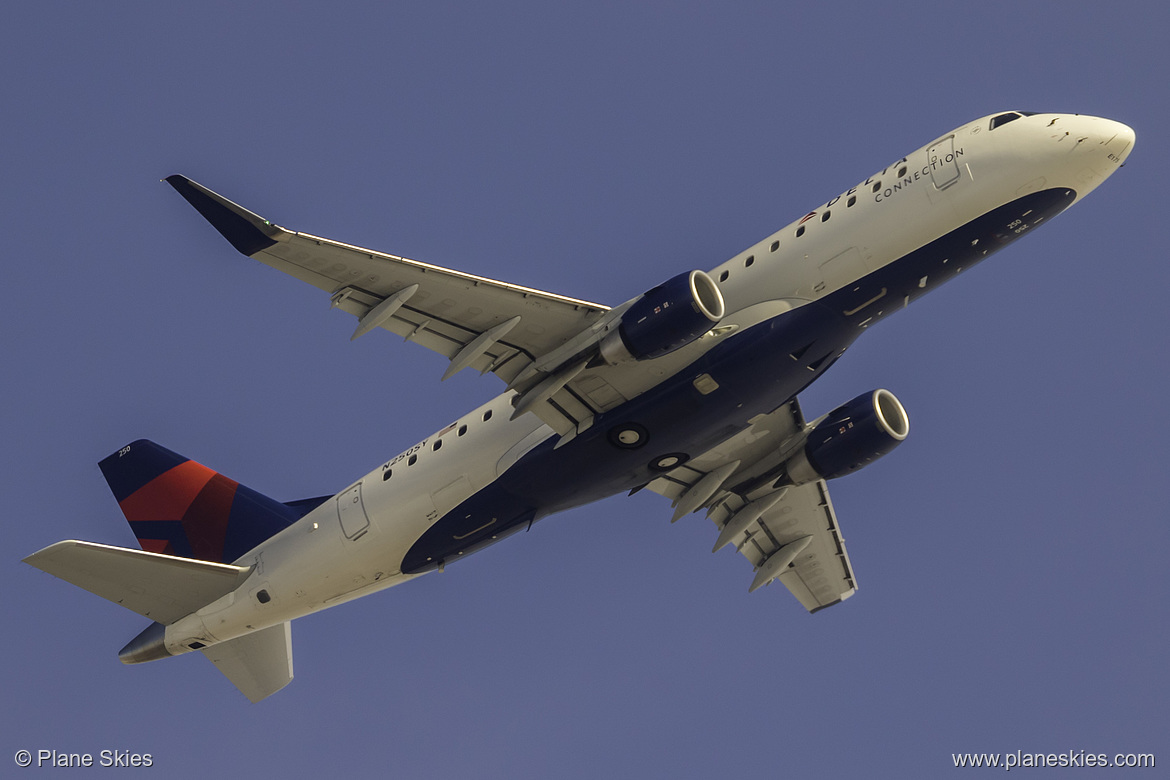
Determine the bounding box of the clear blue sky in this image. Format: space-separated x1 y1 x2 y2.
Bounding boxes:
4 2 1166 777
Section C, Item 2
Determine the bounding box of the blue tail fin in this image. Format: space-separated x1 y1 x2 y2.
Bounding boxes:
98 440 322 564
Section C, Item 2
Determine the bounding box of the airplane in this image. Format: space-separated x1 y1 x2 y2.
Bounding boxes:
25 111 1134 702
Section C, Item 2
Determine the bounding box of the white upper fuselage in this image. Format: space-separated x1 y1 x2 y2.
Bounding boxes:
163 112 1134 654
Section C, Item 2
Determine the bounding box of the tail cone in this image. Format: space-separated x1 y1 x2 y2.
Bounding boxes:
118 622 171 664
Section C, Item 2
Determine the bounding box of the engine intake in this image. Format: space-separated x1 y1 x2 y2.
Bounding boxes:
783 389 909 484
601 270 725 363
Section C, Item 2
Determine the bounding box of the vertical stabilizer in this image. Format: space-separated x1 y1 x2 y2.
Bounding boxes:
98 440 302 564
201 622 294 703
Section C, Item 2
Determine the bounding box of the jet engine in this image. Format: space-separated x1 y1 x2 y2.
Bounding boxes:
781 389 909 485
600 270 725 363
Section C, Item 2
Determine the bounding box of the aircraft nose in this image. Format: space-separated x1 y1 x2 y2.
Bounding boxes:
1101 119 1136 166
1063 114 1136 165
1039 114 1134 198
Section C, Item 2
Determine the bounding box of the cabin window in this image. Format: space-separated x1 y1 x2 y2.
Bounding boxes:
408 454 417 466
382 468 392 481
432 440 442 452
796 226 806 237
770 240 780 252
821 211 831 222
990 112 1023 130
458 425 467 436
745 255 754 267
482 409 493 422
847 195 857 207
897 166 907 178
719 270 729 282
256 590 271 604
872 182 881 193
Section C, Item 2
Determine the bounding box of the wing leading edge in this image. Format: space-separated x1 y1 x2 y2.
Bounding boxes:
166 175 611 394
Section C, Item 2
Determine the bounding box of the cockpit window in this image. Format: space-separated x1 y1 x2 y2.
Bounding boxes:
990 112 1023 130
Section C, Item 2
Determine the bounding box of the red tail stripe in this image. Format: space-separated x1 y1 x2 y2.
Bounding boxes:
182 473 238 563
119 460 216 524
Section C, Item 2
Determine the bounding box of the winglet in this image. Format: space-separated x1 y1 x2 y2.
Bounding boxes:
166 175 281 257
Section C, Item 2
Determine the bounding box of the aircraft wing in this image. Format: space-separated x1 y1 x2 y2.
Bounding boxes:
166 175 612 395
644 399 858 612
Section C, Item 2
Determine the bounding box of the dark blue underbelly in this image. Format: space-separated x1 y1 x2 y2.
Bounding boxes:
401 188 1076 574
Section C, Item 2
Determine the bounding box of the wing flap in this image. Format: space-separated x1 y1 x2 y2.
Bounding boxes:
725 480 857 611
285 237 603 388
647 398 858 612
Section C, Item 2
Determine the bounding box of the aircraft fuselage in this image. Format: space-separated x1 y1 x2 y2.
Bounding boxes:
147 112 1135 657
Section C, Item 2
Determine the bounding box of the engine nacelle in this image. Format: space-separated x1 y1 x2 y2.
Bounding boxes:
783 389 909 484
600 270 725 363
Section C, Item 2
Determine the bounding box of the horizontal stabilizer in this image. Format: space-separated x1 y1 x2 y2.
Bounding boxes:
23 540 252 624
202 622 293 703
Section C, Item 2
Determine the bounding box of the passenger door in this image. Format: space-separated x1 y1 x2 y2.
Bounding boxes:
336 483 370 541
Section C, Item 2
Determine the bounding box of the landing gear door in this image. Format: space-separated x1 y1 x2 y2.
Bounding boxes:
337 483 370 541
